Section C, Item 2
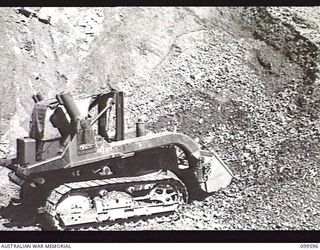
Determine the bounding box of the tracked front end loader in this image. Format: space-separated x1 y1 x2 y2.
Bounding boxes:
0 90 233 229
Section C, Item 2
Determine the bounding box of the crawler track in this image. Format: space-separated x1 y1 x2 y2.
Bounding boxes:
44 171 188 230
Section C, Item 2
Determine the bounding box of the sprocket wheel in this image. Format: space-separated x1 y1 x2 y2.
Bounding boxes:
149 183 184 205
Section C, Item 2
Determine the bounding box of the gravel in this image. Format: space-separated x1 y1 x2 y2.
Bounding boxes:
0 7 319 231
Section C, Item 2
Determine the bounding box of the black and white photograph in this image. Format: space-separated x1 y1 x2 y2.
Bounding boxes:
0 6 319 234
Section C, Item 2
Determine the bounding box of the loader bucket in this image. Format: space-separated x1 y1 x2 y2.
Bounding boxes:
199 150 233 193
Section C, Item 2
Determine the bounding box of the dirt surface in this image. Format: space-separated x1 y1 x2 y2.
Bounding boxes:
0 7 320 230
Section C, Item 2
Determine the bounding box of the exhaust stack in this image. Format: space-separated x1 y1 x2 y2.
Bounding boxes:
56 91 82 123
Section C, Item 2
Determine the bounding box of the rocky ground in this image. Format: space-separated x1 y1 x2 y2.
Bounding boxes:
0 7 319 231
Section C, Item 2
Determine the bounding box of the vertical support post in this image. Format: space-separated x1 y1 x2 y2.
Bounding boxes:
98 97 107 138
115 91 124 141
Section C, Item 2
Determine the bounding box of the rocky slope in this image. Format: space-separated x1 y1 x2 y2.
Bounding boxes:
0 7 319 230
